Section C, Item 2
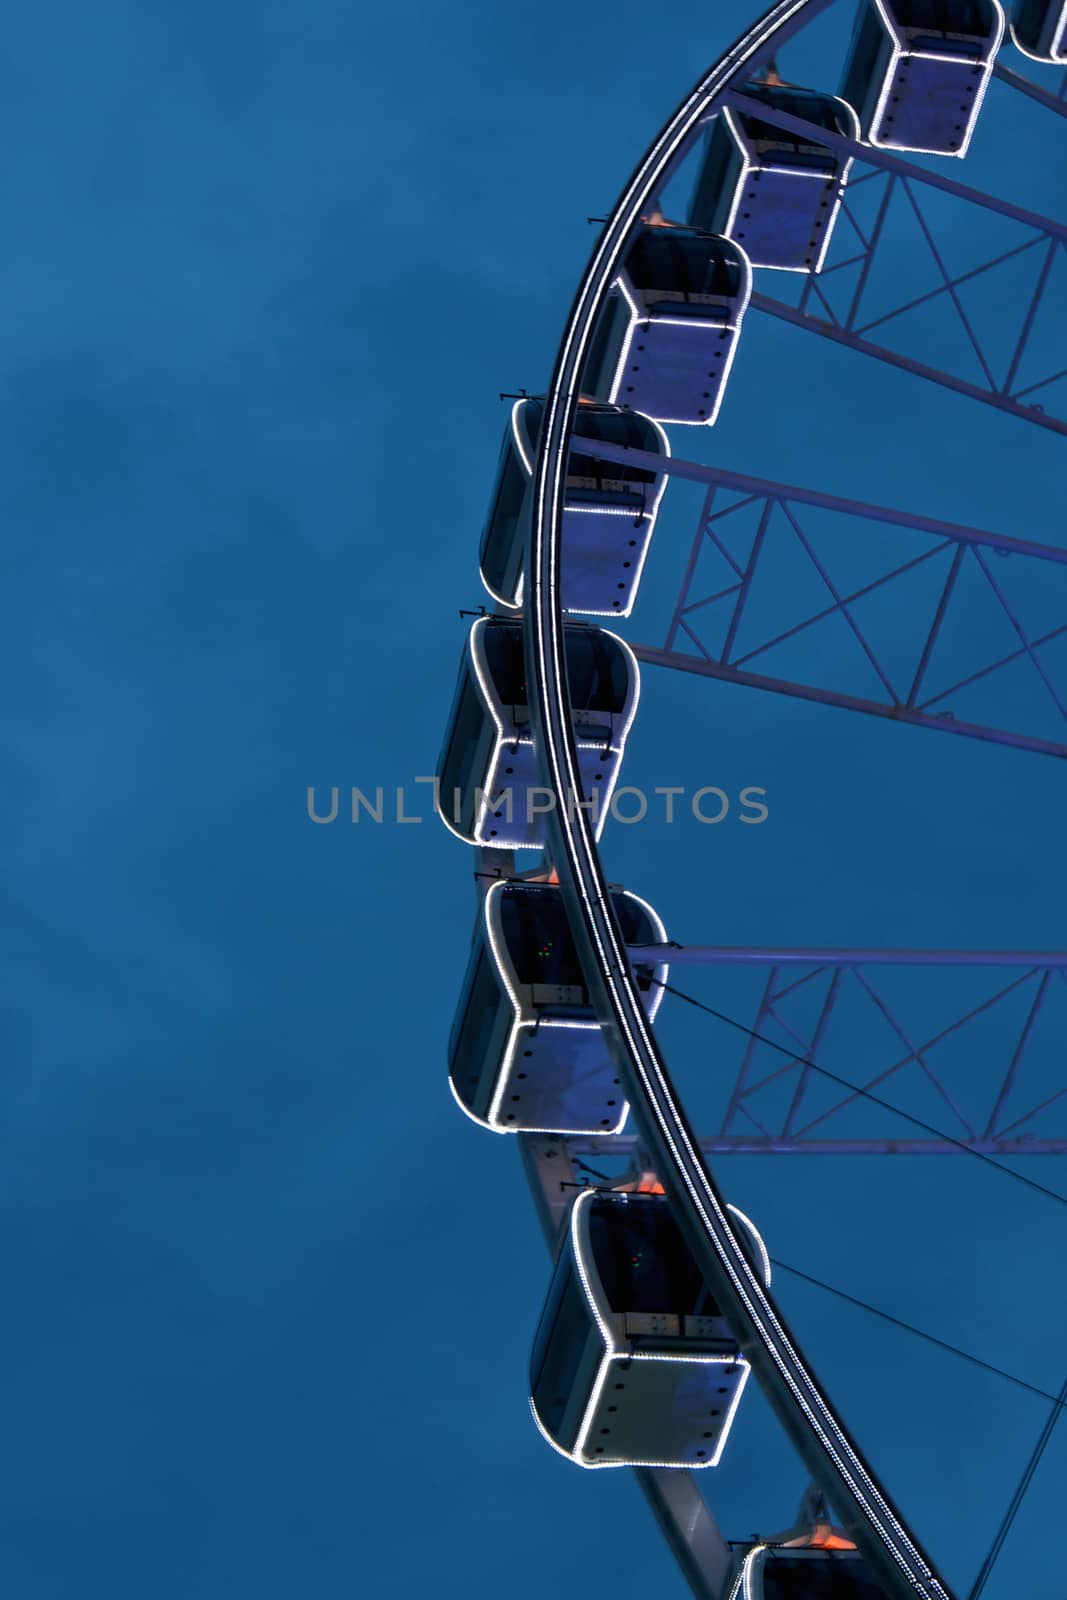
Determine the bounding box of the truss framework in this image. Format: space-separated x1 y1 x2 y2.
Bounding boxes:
719 90 1067 435
618 451 1067 757
583 948 1067 1154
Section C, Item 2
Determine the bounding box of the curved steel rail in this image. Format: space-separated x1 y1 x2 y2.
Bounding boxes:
522 4 958 1596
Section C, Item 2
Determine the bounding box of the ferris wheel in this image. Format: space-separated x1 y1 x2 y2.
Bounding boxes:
435 2 1067 1595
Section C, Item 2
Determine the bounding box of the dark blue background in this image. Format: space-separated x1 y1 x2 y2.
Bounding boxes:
5 3 1066 1596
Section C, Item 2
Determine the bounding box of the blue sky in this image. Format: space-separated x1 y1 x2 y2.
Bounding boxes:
5 2 1067 1596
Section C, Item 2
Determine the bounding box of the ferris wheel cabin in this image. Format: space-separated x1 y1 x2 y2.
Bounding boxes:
730 1546 888 1599
581 223 752 425
1011 0 1067 57
448 881 668 1134
530 1191 770 1468
840 0 1005 155
688 85 860 272
479 398 670 616
436 617 638 849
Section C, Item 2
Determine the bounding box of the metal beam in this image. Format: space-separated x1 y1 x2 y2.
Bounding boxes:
628 947 1067 968
568 440 1067 564
748 291 1067 437
569 445 1067 758
519 1134 578 1247
631 644 1067 759
992 60 1067 119
634 1469 734 1600
567 1135 1067 1155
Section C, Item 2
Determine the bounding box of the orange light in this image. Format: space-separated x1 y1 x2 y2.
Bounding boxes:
640 208 683 229
613 1170 666 1195
761 56 792 87
788 1524 856 1551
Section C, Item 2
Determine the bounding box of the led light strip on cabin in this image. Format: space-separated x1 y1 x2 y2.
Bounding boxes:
528 1190 770 1468
606 269 753 428
727 1542 866 1599
864 0 1005 156
715 97 860 273
729 1544 768 1600
447 881 669 1136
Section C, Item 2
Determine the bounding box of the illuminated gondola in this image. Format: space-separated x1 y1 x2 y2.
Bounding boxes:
479 397 670 616
436 616 638 849
581 221 752 426
1011 0 1067 58
840 0 1004 156
529 1190 770 1468
729 1544 887 1599
448 880 667 1134
688 85 860 272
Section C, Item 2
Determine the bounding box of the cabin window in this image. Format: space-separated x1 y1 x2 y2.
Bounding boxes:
531 1266 593 1437
500 889 587 991
615 896 656 947
742 85 849 142
481 624 629 716
566 631 630 716
480 445 528 597
842 5 886 104
569 409 659 488
1013 0 1052 46
615 897 658 992
482 624 528 709
589 1201 720 1317
689 122 735 234
449 949 503 1096
894 0 991 30
582 293 630 395
762 1555 887 1600
439 673 489 817
627 231 744 301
